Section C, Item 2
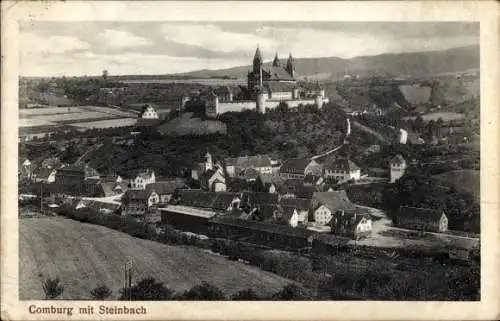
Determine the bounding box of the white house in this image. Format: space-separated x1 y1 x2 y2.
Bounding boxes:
324 158 361 182
140 104 159 119
122 189 159 216
131 169 156 190
312 191 357 226
225 155 274 178
33 168 57 183
390 154 407 183
199 166 227 192
313 204 333 225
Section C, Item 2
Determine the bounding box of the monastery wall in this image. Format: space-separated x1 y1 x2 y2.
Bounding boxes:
217 101 257 113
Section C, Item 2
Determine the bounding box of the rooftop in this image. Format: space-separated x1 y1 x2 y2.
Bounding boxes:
159 205 217 219
312 191 357 212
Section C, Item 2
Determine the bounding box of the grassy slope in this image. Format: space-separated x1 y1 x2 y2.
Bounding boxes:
20 217 292 300
431 170 480 202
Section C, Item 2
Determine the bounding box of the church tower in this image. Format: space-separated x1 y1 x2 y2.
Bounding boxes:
272 52 280 67
286 53 295 78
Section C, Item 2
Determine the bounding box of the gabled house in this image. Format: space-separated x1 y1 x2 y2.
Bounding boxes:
225 155 275 177
241 191 279 211
324 158 361 182
145 179 187 205
173 190 240 212
55 165 86 186
329 212 372 240
390 154 407 183
255 173 284 194
199 167 226 192
121 189 159 216
311 191 357 226
131 169 156 190
279 197 311 224
33 167 57 183
396 206 448 232
139 104 159 119
279 159 322 180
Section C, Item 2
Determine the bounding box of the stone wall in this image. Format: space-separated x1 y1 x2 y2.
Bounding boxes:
217 101 257 113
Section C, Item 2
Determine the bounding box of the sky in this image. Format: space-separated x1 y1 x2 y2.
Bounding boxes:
19 21 479 77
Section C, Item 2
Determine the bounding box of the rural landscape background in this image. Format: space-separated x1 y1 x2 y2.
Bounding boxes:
19 21 480 301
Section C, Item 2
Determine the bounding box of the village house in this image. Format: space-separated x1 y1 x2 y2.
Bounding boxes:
396 206 448 232
191 152 214 180
121 189 159 216
199 166 227 192
311 191 357 226
279 197 311 224
32 167 57 183
255 174 283 194
279 158 322 180
130 169 156 190
55 165 86 186
173 190 241 213
145 178 187 205
241 191 279 212
329 211 372 240
139 104 159 119
225 155 275 177
323 158 361 182
390 154 407 183
19 159 33 180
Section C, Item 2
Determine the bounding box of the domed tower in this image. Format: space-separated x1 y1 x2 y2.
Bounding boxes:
285 53 295 78
272 52 280 67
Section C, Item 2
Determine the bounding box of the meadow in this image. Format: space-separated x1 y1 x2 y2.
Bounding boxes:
19 217 292 300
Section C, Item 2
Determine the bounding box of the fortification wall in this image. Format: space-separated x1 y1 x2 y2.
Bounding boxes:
218 101 257 114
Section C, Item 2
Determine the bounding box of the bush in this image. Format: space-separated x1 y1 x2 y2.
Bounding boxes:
177 282 226 300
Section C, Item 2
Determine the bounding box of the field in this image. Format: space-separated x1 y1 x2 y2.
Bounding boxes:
72 118 138 129
398 85 432 105
19 106 139 136
19 217 291 300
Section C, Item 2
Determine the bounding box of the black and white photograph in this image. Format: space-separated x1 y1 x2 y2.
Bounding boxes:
2 1 499 320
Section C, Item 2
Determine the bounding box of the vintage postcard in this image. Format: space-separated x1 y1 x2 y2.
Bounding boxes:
1 1 499 320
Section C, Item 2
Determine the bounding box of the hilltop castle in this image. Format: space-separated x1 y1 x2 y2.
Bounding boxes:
204 46 329 117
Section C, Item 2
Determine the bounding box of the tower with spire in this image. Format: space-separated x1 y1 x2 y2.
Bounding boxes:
285 53 295 78
272 52 280 67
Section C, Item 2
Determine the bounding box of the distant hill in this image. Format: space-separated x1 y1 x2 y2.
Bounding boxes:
173 45 479 80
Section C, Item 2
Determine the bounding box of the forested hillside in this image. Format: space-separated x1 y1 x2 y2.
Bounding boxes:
87 105 350 178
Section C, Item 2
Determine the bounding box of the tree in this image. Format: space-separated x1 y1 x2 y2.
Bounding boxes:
178 282 226 300
43 277 64 299
231 289 261 300
119 277 173 300
277 101 289 113
90 284 112 300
